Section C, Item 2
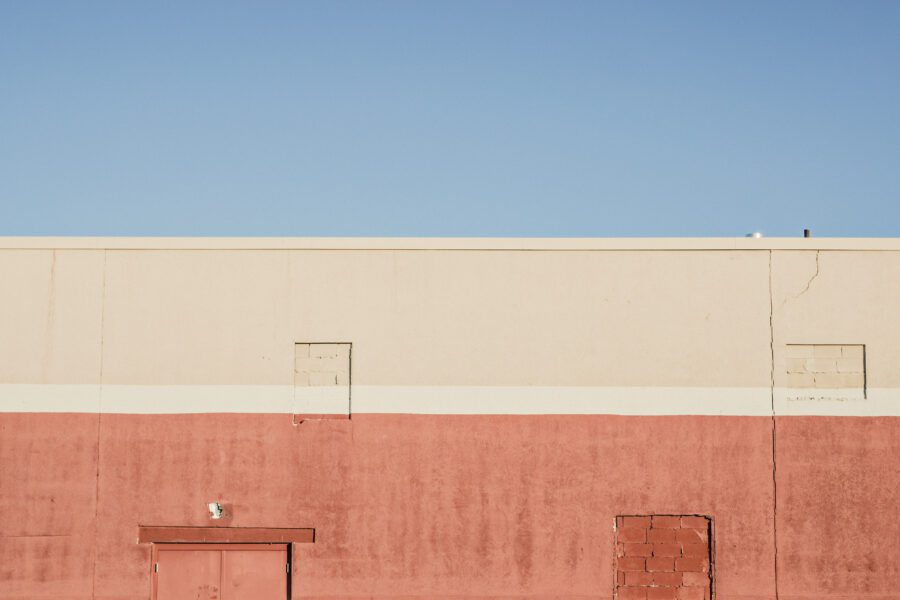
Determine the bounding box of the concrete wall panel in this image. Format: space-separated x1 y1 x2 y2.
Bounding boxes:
0 250 104 384
776 416 900 599
2 239 900 599
0 414 99 598
82 414 773 599
287 250 772 387
100 250 292 386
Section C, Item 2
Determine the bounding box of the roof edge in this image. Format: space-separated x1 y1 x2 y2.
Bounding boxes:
0 237 899 251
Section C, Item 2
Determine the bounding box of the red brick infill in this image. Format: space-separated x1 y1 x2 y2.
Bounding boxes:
615 515 712 600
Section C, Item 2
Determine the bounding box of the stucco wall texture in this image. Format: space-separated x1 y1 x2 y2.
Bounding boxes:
2 238 900 599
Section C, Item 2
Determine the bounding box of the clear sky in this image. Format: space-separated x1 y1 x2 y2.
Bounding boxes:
2 1 899 237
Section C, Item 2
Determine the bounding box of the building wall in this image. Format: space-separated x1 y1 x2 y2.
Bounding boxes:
1 238 899 599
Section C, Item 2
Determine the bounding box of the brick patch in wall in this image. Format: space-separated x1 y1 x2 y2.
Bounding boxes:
785 344 865 399
294 342 352 420
615 515 712 600
295 343 351 386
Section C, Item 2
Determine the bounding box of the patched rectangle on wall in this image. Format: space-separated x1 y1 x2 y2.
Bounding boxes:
294 343 351 417
785 344 865 399
615 515 712 600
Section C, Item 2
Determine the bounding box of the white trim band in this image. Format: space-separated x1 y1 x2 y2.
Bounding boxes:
353 386 770 416
1 384 899 416
774 387 900 417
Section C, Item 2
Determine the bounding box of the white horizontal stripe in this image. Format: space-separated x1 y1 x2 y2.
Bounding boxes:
774 387 900 416
104 385 294 414
1 384 899 416
294 386 350 415
352 386 771 416
0 384 102 412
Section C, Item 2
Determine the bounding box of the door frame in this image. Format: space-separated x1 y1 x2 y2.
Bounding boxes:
150 543 291 600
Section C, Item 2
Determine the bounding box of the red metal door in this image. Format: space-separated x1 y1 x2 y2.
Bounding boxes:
155 548 221 600
223 548 287 599
152 544 288 600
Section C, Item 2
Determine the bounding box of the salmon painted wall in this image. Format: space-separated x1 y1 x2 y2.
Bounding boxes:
2 238 900 600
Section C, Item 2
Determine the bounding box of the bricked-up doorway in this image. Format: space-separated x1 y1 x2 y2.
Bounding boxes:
614 515 712 600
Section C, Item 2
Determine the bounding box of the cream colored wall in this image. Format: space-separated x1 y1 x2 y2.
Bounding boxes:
2 247 772 388
0 249 105 384
101 250 293 385
1 240 898 397
768 250 900 417
289 249 771 387
772 250 900 389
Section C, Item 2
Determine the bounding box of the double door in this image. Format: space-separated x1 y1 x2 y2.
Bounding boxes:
151 544 288 600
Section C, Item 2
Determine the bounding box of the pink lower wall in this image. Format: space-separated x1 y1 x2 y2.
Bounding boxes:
1 413 897 599
774 417 900 600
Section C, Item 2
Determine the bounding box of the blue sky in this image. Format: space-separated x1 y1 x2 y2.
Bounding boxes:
1 1 899 236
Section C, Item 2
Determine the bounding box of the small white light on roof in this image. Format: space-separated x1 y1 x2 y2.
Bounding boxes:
208 502 223 519
746 232 764 238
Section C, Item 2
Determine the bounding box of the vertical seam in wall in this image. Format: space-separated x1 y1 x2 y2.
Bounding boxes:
348 342 353 420
41 250 57 381
768 250 780 600
287 251 299 427
91 249 108 599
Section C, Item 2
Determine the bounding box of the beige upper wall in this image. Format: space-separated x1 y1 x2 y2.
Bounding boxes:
772 250 900 388
0 250 105 384
1 239 898 388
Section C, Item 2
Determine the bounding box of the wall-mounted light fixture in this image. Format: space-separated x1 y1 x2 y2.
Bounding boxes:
208 502 224 519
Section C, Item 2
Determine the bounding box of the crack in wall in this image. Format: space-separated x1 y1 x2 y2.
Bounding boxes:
91 250 108 600
781 250 820 308
768 250 780 600
770 249 824 600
